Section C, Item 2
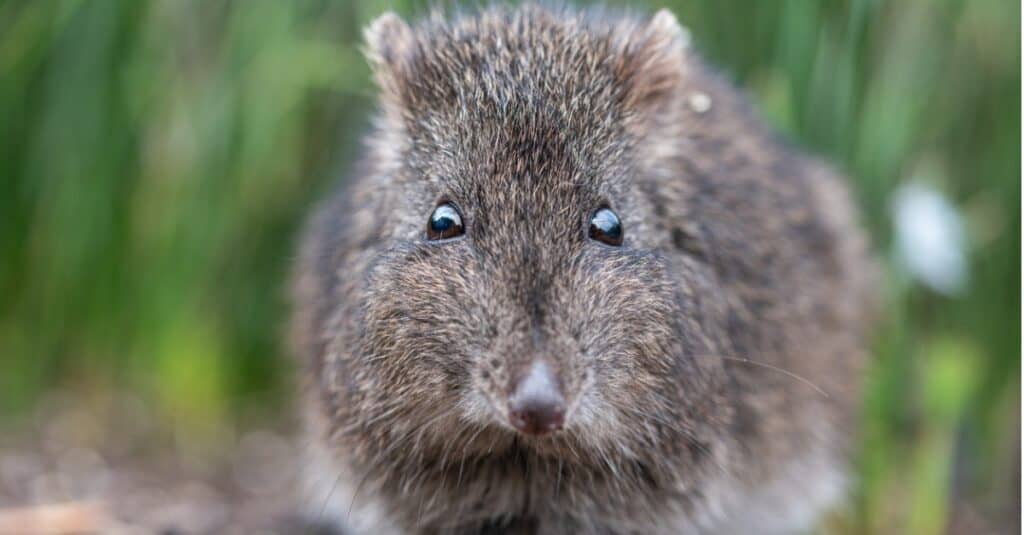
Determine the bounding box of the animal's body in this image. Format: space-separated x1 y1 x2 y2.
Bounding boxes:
290 5 875 534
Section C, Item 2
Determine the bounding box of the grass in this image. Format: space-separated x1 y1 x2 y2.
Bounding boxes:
0 1 1019 532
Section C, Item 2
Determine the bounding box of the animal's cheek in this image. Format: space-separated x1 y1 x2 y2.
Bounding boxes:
561 253 698 411
356 247 485 393
458 363 512 427
568 263 685 365
565 383 623 439
564 365 668 450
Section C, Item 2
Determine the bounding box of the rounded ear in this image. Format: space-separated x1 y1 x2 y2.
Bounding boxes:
363 12 415 105
618 9 691 111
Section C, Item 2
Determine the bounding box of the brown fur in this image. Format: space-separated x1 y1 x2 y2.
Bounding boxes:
290 4 876 534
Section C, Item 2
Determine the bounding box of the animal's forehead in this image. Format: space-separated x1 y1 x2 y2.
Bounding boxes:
391 7 652 208
407 102 629 207
399 8 632 125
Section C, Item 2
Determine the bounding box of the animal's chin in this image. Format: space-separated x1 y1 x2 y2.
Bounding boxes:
508 433 580 459
434 418 586 464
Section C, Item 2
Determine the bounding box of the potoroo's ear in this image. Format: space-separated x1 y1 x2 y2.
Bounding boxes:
616 9 692 112
363 12 415 111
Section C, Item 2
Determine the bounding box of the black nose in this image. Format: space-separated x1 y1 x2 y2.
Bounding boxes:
507 360 566 436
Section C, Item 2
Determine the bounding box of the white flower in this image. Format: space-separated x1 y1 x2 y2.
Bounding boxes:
891 183 968 295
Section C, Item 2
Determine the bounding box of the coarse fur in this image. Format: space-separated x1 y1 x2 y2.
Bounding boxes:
290 4 876 534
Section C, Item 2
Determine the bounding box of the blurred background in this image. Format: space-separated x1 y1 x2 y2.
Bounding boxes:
0 0 1019 533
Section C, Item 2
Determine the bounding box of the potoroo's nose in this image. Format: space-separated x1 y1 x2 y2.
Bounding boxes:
508 360 566 436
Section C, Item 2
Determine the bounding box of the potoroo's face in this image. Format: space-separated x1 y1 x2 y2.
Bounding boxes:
329 7 729 478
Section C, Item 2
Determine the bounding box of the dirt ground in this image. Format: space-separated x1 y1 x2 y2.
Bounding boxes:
0 391 327 535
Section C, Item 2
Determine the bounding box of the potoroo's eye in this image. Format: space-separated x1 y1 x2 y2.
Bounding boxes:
588 207 623 246
426 202 465 241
